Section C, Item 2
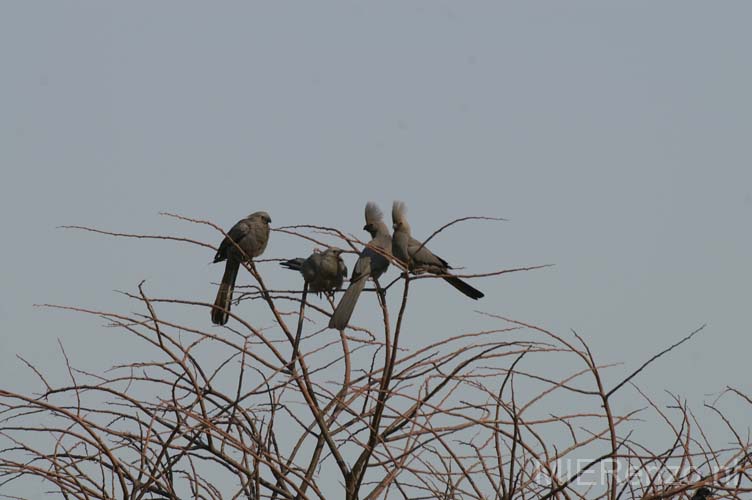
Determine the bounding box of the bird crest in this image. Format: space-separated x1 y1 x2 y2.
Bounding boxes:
365 202 384 224
392 201 407 224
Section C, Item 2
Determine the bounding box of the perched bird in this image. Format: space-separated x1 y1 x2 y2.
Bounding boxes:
281 247 346 368
211 211 272 325
691 487 712 500
329 202 392 329
280 247 348 295
391 201 484 300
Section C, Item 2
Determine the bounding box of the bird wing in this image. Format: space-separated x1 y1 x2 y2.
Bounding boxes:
215 219 252 262
408 236 449 270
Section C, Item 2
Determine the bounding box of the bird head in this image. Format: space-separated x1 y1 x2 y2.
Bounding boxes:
328 247 345 256
250 211 272 225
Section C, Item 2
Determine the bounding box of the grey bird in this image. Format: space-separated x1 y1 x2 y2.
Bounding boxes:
280 247 348 295
329 202 392 329
211 211 272 325
391 201 484 300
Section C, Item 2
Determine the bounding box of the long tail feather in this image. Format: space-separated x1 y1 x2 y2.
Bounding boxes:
443 276 484 300
329 275 368 329
212 259 240 325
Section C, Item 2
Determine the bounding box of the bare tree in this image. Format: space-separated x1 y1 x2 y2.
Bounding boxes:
1 213 750 499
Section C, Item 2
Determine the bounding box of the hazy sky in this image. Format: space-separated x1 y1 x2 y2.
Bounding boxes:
1 1 751 495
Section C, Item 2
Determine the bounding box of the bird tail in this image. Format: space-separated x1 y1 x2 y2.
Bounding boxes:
280 258 305 272
329 275 368 329
212 259 240 325
443 276 484 300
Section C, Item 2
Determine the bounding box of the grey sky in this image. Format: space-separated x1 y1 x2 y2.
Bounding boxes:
1 1 751 494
